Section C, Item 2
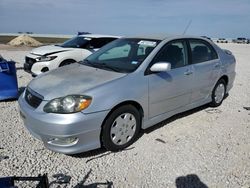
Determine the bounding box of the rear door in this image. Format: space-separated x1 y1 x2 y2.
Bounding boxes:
188 39 220 103
147 40 194 118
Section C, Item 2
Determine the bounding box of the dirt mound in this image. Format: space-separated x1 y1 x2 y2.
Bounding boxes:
8 34 42 47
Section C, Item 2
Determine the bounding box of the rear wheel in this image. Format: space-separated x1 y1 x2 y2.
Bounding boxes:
210 79 226 107
101 105 141 151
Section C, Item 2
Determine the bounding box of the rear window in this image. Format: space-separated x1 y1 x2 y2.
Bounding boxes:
189 40 218 64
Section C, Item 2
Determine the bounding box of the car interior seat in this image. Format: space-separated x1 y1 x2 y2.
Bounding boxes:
192 46 209 63
162 45 183 69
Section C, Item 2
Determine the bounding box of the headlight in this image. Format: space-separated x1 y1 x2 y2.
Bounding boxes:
44 95 92 114
36 56 57 62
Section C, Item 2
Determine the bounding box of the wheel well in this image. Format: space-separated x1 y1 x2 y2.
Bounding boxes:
219 75 229 85
104 101 144 123
112 101 144 118
100 101 144 144
59 59 76 66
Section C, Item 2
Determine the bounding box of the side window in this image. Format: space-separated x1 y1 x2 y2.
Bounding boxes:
152 41 187 69
189 40 218 64
104 37 117 44
87 38 113 49
98 44 131 60
86 38 100 49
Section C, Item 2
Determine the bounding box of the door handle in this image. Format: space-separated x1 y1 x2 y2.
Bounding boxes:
184 70 193 75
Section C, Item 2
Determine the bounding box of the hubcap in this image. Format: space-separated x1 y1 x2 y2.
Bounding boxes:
110 113 136 145
214 83 225 104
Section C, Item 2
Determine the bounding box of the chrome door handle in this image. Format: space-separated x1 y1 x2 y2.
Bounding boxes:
184 70 193 75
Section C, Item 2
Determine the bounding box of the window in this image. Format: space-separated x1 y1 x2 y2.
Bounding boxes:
98 44 131 60
90 38 116 48
84 38 160 73
87 38 105 49
189 40 218 64
137 46 154 56
60 36 89 48
151 40 187 69
60 37 118 49
98 40 156 61
85 38 117 49
104 37 118 44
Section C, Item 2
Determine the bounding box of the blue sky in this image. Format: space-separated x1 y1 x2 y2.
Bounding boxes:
0 0 250 38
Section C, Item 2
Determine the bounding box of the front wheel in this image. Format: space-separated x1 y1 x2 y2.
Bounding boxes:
210 79 226 107
101 105 141 151
59 59 76 67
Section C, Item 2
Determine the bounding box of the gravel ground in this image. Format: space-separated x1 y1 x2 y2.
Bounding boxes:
0 43 249 188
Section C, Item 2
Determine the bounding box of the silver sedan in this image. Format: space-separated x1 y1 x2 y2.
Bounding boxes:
18 35 236 154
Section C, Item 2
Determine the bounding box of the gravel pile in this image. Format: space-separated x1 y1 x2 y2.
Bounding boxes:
0 44 249 187
7 35 42 47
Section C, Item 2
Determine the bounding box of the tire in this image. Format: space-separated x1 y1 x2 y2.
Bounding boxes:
101 105 141 151
210 79 227 107
59 59 76 67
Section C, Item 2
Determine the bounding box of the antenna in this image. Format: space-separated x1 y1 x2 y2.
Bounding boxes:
183 20 192 35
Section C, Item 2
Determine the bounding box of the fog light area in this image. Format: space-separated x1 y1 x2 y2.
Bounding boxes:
47 137 79 146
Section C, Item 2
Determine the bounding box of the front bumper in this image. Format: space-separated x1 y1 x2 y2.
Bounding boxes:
24 54 59 76
24 55 37 74
18 93 109 154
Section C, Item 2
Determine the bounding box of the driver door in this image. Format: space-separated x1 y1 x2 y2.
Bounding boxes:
147 40 194 118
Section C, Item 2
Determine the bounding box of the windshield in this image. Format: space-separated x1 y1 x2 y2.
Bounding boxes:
60 36 91 48
82 38 160 73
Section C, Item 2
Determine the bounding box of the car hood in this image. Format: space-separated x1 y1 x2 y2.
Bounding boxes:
28 63 127 100
30 45 73 56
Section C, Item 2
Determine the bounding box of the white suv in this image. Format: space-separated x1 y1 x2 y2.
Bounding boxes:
24 34 120 76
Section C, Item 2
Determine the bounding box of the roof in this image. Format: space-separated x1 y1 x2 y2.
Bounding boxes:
127 34 174 40
78 34 121 38
78 33 211 42
125 34 208 41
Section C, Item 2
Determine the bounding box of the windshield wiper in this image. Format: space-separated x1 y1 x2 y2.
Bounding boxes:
81 60 122 72
80 59 93 66
94 63 121 72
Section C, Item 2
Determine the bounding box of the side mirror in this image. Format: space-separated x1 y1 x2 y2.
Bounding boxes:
150 62 171 72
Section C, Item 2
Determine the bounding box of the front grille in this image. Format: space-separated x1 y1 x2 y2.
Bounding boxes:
24 56 36 72
25 88 43 108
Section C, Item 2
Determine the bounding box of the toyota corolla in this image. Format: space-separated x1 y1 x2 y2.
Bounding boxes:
18 35 236 154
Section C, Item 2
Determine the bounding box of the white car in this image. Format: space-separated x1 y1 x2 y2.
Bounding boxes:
24 34 120 76
216 38 228 43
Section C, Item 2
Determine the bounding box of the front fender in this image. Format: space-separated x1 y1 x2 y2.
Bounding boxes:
82 73 149 120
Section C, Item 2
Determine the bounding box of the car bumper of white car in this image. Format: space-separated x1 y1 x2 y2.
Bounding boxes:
18 92 110 154
24 54 59 76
